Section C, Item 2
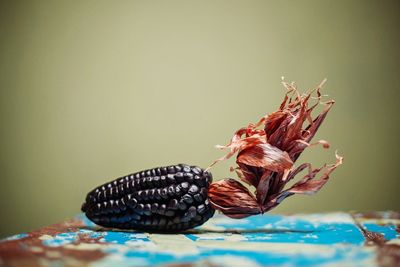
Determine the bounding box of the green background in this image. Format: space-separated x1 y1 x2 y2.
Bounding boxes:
1 0 399 238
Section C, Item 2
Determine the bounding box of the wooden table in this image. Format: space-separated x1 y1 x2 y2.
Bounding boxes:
1 212 399 266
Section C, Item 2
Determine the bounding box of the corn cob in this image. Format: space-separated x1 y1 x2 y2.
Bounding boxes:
81 164 214 232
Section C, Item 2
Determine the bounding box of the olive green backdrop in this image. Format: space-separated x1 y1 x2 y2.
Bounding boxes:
1 0 399 238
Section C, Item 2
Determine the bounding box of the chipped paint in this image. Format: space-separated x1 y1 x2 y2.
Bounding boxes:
0 233 28 242
0 212 399 266
362 223 398 241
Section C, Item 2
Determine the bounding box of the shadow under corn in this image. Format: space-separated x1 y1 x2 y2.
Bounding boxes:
79 225 315 235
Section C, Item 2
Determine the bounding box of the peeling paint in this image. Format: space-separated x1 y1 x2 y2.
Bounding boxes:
0 212 399 266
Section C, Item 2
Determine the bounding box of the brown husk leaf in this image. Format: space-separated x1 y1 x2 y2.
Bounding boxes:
207 78 343 217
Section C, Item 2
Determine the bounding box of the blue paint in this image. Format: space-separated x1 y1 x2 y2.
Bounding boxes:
215 214 285 230
42 229 103 247
185 234 225 241
362 223 398 241
198 214 365 245
243 222 364 245
101 231 150 244
185 234 198 241
114 245 374 267
124 251 176 265
0 233 28 242
76 213 151 244
42 231 78 247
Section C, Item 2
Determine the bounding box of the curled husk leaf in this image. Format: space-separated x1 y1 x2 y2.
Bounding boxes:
208 179 262 219
208 78 343 217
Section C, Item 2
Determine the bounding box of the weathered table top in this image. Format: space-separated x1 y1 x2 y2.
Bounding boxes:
0 212 399 267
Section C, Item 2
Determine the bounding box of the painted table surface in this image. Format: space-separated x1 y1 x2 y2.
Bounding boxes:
0 212 399 267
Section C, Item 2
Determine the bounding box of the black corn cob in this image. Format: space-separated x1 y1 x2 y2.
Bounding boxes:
81 164 215 232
